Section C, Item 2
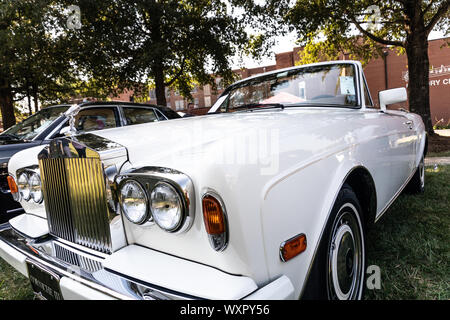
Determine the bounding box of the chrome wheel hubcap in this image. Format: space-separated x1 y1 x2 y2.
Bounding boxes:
327 204 364 300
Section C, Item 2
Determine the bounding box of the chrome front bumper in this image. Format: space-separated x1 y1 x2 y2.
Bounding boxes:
0 223 294 300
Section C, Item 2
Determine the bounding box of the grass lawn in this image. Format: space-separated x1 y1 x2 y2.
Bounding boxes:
0 260 33 300
365 165 450 299
0 166 448 300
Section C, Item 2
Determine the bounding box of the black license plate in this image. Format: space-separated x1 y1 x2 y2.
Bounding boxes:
26 261 63 300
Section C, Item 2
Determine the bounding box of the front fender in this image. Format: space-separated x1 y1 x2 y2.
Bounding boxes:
260 147 364 299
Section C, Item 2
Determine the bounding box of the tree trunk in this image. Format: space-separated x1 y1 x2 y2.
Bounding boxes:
0 85 16 130
26 80 32 116
148 1 167 107
405 33 434 135
154 65 167 106
32 84 39 112
404 1 435 136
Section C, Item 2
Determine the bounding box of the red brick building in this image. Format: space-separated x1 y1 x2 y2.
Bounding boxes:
115 37 450 124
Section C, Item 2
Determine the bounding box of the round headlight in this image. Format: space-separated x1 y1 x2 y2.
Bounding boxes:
29 173 43 203
150 182 183 232
17 173 31 201
120 180 149 224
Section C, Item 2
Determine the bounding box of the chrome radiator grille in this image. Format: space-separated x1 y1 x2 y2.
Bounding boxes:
39 157 112 254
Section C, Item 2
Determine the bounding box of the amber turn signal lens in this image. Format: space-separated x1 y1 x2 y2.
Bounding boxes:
202 195 225 235
7 176 18 194
280 234 307 262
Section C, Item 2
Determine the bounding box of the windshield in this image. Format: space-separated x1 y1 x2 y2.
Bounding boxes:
0 106 69 141
216 64 358 112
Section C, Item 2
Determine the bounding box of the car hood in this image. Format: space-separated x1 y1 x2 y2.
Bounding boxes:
0 141 41 164
95 107 362 174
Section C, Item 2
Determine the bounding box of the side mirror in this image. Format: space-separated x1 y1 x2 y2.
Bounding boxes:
378 87 407 112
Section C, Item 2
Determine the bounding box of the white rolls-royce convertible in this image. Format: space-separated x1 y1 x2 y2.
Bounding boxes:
0 61 426 300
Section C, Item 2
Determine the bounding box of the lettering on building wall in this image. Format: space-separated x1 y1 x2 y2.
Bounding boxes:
402 64 450 86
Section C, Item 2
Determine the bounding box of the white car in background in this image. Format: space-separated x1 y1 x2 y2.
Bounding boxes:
0 61 426 300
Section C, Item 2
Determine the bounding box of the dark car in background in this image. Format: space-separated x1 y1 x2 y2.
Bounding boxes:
0 101 180 222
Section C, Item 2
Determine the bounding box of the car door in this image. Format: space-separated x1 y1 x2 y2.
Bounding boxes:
360 75 414 214
383 109 416 193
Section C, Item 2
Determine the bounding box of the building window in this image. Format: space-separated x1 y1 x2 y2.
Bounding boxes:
194 98 199 108
191 85 198 94
204 96 211 108
203 84 211 96
215 78 224 90
149 89 156 99
175 100 184 111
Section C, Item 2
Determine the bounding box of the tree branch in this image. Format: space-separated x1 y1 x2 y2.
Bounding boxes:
164 58 186 87
425 1 450 33
422 0 438 17
350 16 405 47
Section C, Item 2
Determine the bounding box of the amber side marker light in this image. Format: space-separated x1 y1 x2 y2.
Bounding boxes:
7 176 18 194
202 193 228 251
202 195 225 234
280 233 307 262
7 176 20 201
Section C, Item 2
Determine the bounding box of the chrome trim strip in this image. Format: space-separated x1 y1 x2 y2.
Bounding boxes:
0 224 193 300
6 208 26 214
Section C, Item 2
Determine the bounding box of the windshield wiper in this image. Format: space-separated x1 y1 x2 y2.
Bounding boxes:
232 103 285 112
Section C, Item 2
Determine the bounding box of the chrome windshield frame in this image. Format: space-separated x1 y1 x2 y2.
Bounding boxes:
208 60 365 113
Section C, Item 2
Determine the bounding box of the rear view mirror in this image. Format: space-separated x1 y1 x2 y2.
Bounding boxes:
378 87 407 111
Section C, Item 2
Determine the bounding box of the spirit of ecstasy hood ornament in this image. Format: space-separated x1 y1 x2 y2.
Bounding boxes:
63 104 82 136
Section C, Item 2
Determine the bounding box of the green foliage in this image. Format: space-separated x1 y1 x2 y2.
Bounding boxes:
59 0 279 104
0 1 77 105
279 0 449 134
280 0 449 64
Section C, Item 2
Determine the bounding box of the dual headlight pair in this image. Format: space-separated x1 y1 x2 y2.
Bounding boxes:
119 178 228 251
16 171 43 203
119 179 186 233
